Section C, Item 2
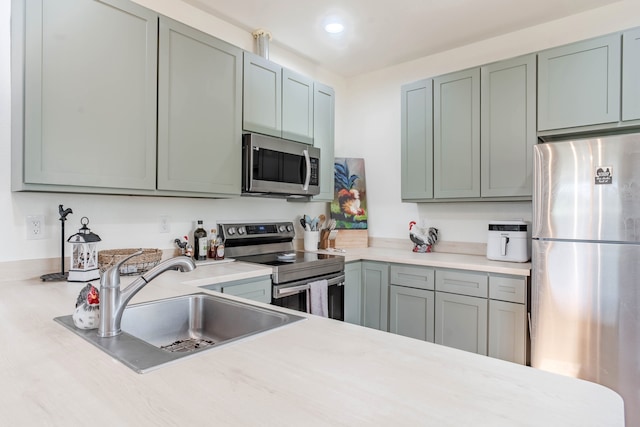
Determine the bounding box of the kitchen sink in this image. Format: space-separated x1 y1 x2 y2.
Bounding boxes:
54 292 305 373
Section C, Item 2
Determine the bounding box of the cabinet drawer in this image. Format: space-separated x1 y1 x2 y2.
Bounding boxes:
489 275 526 304
390 265 435 290
435 269 488 298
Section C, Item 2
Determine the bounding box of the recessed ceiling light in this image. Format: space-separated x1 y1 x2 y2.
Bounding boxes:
324 22 344 34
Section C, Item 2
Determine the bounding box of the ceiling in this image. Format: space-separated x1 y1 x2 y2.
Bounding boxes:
184 0 621 77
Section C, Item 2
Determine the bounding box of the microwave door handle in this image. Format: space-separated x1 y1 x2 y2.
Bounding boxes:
302 149 311 191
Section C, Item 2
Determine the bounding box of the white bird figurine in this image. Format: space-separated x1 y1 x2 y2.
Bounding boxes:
409 221 438 253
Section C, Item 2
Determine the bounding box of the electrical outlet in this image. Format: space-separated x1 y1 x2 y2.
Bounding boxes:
26 215 45 240
159 215 170 233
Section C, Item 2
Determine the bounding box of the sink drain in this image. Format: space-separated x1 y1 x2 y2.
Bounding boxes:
161 338 216 353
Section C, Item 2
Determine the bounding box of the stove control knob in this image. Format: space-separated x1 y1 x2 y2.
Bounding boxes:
227 227 236 236
286 224 294 232
279 225 286 233
238 226 246 235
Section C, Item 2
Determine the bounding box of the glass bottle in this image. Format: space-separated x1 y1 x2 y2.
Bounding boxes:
208 229 217 259
193 220 207 261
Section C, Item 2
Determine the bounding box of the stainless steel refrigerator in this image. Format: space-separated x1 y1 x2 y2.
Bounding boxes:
531 132 640 426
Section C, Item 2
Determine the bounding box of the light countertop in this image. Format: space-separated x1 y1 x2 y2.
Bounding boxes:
0 258 622 426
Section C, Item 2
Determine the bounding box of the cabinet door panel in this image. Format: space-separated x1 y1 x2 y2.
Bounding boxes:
435 292 488 355
222 279 271 304
434 68 480 198
157 17 242 194
282 69 313 144
622 28 640 121
390 264 435 290
401 79 433 200
313 82 336 201
390 285 434 342
344 262 362 325
362 262 389 331
435 269 488 298
538 34 621 130
24 0 157 190
481 55 536 197
488 300 526 364
489 275 526 304
243 52 281 137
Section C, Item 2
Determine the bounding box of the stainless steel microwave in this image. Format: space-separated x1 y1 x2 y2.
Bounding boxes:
242 133 320 197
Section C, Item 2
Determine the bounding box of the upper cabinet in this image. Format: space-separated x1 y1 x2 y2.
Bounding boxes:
401 79 433 200
622 28 640 122
157 17 242 196
16 0 158 193
282 69 314 144
243 52 319 146
538 33 621 131
433 68 481 199
313 82 336 201
480 54 536 197
242 52 282 138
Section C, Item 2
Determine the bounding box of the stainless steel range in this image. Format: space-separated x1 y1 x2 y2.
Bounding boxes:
219 221 345 319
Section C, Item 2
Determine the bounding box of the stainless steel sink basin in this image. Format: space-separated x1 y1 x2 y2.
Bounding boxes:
55 292 305 373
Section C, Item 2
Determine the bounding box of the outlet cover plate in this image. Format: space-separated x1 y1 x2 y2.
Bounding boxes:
26 215 45 240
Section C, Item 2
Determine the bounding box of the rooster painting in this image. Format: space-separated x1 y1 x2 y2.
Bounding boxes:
331 158 368 229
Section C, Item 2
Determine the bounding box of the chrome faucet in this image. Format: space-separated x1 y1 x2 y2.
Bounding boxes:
98 250 196 338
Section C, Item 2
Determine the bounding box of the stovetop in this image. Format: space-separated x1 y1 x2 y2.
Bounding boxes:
235 251 344 284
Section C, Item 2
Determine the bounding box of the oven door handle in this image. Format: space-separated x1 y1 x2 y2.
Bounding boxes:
274 273 345 298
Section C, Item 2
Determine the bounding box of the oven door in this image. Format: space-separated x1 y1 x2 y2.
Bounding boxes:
272 272 344 320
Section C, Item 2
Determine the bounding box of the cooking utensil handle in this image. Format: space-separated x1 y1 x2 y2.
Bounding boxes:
302 149 311 191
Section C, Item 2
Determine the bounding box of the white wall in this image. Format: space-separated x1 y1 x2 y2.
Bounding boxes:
2 0 640 262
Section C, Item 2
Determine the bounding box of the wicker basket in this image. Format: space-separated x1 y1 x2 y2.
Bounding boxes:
98 248 162 276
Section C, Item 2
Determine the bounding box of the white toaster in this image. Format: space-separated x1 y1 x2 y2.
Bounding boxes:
486 220 530 262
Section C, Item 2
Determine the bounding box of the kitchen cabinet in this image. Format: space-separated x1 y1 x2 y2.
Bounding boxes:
157 17 242 196
243 52 316 145
480 54 536 197
243 52 282 138
433 68 480 199
435 291 488 355
282 69 314 144
622 28 640 122
389 264 435 342
538 33 621 131
362 262 389 331
201 275 272 304
16 0 158 193
313 82 336 201
488 274 528 364
400 79 434 200
344 261 363 325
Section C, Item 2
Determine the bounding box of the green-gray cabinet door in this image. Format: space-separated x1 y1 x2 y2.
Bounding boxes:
362 262 389 331
157 17 242 195
433 68 481 198
313 82 336 202
23 0 157 190
480 55 536 197
435 292 488 355
344 261 363 325
622 28 640 121
220 277 272 304
488 299 527 365
389 285 435 342
538 33 621 131
282 69 314 144
243 52 281 137
401 79 433 200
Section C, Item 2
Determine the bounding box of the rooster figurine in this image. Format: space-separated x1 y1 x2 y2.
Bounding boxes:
409 221 439 253
72 283 100 329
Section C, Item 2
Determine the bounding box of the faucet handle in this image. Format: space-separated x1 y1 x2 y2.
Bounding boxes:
101 249 143 288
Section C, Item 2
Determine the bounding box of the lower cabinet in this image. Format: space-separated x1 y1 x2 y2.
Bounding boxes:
344 261 363 325
389 285 434 342
488 299 527 364
362 262 389 331
435 291 488 355
201 276 272 304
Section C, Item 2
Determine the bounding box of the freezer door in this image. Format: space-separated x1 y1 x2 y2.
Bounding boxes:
531 239 640 425
532 134 640 242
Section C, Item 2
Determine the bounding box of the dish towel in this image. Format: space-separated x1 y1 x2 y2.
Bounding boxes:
307 279 329 317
